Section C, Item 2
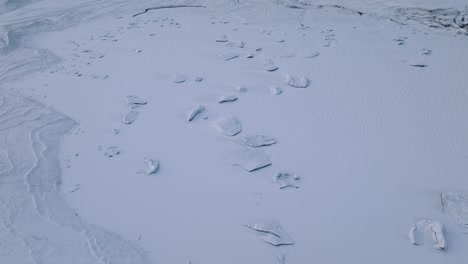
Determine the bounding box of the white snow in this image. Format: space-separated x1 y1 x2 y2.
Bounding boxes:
1 0 468 263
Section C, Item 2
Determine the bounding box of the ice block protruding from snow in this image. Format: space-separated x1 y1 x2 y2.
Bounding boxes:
218 52 239 61
441 192 468 233
264 59 278 71
216 34 228 42
235 86 247 93
193 76 203 82
104 146 120 157
409 219 447 251
211 116 242 136
187 105 205 122
218 95 238 103
142 157 159 175
235 135 276 147
284 74 309 88
409 62 428 67
125 95 147 106
274 172 300 189
173 75 185 83
244 221 294 246
229 149 271 172
123 109 139 124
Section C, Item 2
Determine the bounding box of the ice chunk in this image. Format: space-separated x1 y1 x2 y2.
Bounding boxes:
244 221 294 246
229 149 271 171
264 59 279 71
237 41 245 48
235 135 277 147
173 75 185 83
104 146 120 157
125 95 147 105
216 34 228 42
274 172 300 189
193 76 203 82
393 37 407 45
211 116 242 136
284 74 309 88
235 86 248 93
218 52 239 61
187 105 205 122
89 73 109 80
441 192 468 233
218 95 238 103
409 62 428 67
142 157 159 175
421 49 432 56
269 86 282 95
246 53 254 58
123 109 139 124
409 219 447 250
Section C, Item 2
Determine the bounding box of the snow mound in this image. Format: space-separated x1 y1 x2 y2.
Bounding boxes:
269 86 282 95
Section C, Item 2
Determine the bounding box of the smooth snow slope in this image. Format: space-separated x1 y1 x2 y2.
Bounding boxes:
1 0 468 263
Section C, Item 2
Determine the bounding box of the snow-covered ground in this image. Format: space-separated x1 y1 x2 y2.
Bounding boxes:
1 1 468 263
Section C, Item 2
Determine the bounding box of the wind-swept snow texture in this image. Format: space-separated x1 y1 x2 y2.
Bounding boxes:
0 93 150 263
1 0 468 263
